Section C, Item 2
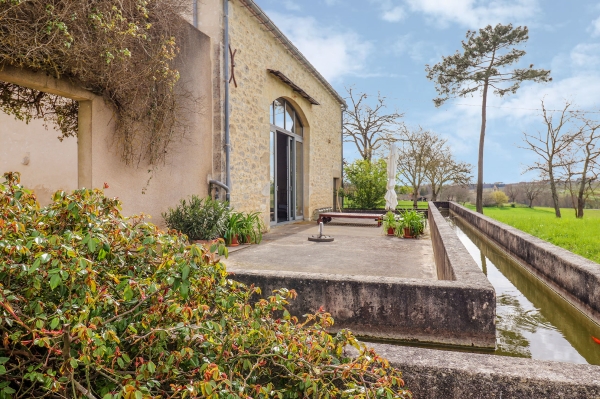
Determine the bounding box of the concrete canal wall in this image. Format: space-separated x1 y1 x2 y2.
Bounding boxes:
446 201 600 324
231 204 496 348
363 343 600 399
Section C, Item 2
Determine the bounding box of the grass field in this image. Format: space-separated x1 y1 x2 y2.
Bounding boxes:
465 205 600 264
343 200 428 209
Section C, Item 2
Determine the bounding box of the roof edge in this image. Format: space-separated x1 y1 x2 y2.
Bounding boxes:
237 0 346 107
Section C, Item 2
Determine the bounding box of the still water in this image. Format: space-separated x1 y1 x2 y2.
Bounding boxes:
445 212 600 365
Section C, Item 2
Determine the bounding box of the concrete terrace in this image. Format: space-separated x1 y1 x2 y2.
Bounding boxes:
224 221 437 280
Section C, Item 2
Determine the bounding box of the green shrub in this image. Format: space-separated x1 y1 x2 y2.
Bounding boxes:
343 159 388 209
0 172 411 398
491 191 509 207
163 195 229 241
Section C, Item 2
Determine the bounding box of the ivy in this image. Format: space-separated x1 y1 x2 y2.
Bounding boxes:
0 172 411 398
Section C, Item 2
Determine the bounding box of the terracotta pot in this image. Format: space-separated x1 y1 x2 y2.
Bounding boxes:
403 227 414 239
387 227 395 236
229 235 240 247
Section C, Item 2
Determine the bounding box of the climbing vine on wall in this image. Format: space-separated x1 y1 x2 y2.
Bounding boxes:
0 0 190 165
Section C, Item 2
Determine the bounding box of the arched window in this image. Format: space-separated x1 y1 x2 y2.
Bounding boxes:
270 98 303 136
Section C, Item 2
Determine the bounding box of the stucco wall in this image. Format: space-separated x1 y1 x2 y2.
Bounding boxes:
0 117 78 206
0 22 214 225
227 0 343 224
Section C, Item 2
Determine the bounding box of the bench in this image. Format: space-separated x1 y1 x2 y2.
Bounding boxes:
317 212 382 226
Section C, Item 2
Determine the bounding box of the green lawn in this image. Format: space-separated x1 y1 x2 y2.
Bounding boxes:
465 205 600 264
343 200 428 209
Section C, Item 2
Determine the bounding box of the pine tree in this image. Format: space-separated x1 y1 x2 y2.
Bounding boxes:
426 23 551 213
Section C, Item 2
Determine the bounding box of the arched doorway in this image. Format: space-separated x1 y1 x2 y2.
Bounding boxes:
269 98 304 224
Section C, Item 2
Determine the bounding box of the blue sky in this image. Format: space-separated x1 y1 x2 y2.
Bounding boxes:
253 0 600 184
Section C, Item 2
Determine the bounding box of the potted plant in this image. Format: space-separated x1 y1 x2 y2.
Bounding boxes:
401 210 425 238
224 212 244 247
239 212 264 244
382 211 397 236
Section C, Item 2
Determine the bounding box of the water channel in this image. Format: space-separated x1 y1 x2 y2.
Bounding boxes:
444 211 600 365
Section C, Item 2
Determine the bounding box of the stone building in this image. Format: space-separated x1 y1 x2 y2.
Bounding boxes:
0 0 344 228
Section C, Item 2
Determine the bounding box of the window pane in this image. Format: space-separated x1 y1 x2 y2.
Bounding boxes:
296 141 303 217
270 131 276 222
294 113 303 136
285 102 294 133
270 102 274 125
274 99 285 128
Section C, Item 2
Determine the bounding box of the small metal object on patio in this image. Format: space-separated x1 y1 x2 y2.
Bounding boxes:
308 222 334 242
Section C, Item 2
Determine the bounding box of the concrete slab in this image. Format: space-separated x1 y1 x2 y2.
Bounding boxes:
224 222 437 279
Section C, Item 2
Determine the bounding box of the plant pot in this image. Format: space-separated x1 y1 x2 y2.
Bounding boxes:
387 227 395 236
229 235 240 247
245 234 252 244
403 227 414 239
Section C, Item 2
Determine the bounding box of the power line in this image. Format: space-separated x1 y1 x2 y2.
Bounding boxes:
454 103 600 114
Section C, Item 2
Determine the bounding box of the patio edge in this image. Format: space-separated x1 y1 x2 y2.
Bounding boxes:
229 204 496 348
362 343 600 399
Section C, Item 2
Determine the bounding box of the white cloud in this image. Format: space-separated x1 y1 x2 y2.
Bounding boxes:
588 15 600 37
370 0 406 23
403 0 540 28
382 6 406 22
281 0 301 11
570 43 600 70
267 11 372 81
323 0 341 5
392 34 444 63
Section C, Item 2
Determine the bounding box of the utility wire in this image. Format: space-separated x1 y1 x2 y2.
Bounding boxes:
454 103 600 114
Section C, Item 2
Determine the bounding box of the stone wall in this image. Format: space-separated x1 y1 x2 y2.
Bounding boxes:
227 0 343 224
449 202 600 324
364 344 600 399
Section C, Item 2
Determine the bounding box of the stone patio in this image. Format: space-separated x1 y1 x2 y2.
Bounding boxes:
224 221 437 279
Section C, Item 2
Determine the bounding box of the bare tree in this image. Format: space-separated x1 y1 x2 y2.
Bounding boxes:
397 128 444 208
521 99 578 217
343 87 404 161
520 181 546 208
425 146 473 201
504 183 520 203
559 147 582 217
442 185 471 204
571 116 600 217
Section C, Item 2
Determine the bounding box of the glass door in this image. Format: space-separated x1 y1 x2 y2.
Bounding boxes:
270 130 303 225
288 136 295 221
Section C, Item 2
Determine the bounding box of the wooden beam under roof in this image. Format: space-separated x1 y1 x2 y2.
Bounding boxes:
267 69 320 105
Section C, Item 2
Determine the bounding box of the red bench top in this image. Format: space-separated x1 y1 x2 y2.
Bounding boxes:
319 212 382 219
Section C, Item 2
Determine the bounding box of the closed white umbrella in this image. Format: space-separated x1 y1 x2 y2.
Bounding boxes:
385 144 398 211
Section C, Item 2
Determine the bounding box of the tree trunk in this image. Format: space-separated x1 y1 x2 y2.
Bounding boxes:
413 189 418 209
576 159 590 218
476 80 489 214
548 167 561 218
